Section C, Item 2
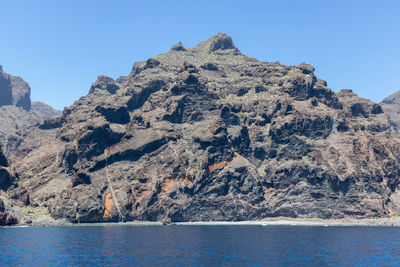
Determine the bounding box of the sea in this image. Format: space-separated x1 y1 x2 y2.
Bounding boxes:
1 225 399 266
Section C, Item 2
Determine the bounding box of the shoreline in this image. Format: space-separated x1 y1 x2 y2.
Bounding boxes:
8 217 400 227
175 218 400 227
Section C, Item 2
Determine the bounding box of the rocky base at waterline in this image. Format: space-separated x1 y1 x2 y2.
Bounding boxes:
12 217 400 227
0 199 18 226
4 33 400 225
176 217 400 227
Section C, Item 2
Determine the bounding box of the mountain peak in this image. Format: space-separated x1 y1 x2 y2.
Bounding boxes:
170 41 187 52
207 32 237 52
89 75 120 95
192 33 239 54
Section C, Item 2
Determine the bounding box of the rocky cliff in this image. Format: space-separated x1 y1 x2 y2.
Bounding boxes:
381 91 400 131
0 147 18 226
7 33 400 223
0 65 31 111
0 66 61 156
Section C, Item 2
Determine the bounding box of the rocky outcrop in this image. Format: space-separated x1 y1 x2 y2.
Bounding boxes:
208 33 237 52
171 42 187 52
0 66 13 107
0 66 31 111
0 198 18 226
10 75 31 111
381 90 400 131
89 76 120 95
7 34 400 224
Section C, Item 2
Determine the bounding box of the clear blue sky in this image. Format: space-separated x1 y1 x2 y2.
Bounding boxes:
1 0 399 110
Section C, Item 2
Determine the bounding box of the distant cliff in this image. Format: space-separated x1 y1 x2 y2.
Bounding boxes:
0 66 61 156
381 91 400 131
0 65 31 111
6 34 400 224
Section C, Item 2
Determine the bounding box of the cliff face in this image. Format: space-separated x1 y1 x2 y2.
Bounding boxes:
0 66 13 107
381 91 400 131
10 75 31 111
0 66 62 156
0 149 12 192
0 147 18 226
0 65 31 111
8 33 400 223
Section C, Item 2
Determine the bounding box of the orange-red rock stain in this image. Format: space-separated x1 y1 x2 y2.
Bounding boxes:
161 178 175 192
136 190 149 203
179 173 192 184
102 189 119 218
208 161 228 173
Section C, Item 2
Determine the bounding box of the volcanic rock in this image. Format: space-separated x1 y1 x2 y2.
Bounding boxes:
0 147 18 226
381 90 400 131
89 75 120 95
0 66 31 110
10 75 31 111
7 33 400 223
208 32 237 52
0 147 13 190
0 198 18 226
171 42 187 52
0 66 13 107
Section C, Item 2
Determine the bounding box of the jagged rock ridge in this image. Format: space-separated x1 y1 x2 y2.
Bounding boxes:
7 33 400 224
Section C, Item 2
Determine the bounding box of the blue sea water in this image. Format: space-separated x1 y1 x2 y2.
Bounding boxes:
1 225 400 266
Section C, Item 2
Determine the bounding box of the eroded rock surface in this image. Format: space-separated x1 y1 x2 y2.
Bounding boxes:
381 90 400 131
7 33 400 223
0 147 18 226
0 66 13 107
0 66 31 110
0 147 13 190
0 198 18 226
